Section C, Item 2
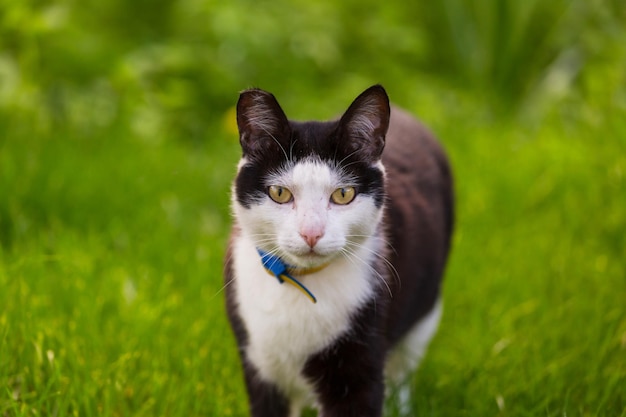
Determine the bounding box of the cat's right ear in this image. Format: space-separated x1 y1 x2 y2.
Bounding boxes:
236 88 290 157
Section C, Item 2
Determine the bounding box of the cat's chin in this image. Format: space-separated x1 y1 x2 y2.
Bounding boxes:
285 251 339 269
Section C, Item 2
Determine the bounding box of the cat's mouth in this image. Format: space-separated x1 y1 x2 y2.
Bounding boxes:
286 249 338 270
272 240 342 269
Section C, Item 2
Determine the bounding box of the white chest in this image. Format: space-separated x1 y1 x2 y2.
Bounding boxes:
232 235 378 402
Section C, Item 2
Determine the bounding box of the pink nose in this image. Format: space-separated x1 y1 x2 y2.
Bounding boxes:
300 232 323 248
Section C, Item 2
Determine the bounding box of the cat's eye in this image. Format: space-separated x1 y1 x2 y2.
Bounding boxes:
331 187 356 205
268 185 293 204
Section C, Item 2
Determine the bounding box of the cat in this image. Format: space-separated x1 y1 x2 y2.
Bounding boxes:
224 85 454 417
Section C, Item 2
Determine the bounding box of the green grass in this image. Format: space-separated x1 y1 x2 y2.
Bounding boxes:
0 130 246 415
1 92 624 416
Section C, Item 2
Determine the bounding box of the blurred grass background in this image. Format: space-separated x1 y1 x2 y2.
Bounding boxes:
1 0 625 415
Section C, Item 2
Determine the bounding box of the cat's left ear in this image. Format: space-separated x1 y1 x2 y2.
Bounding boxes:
338 85 390 162
236 88 290 157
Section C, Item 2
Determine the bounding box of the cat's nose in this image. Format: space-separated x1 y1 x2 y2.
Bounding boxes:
300 231 323 248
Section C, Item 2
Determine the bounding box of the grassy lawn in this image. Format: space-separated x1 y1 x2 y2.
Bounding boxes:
1 1 625 415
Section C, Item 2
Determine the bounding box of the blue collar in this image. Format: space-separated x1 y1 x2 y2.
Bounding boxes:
257 249 319 304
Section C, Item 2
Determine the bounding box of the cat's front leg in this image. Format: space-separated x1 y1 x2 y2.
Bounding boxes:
316 381 385 417
304 343 386 417
303 314 387 417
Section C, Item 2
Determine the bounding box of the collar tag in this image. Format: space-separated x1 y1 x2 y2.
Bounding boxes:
257 249 318 304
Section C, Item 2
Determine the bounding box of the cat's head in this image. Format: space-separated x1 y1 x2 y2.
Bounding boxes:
233 85 390 268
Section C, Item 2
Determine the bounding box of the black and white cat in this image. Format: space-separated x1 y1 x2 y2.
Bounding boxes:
225 85 454 417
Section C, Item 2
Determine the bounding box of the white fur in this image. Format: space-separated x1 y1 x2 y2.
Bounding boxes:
232 159 385 412
385 298 442 384
383 300 442 416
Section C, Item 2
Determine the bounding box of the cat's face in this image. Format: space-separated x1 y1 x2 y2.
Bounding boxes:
233 86 390 268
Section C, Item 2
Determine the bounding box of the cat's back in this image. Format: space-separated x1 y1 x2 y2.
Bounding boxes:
384 106 451 195
382 106 454 343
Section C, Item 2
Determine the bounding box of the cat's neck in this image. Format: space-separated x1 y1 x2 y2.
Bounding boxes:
233 228 386 308
256 248 332 303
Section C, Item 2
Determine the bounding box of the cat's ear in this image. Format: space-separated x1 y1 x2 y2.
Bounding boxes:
338 85 390 162
236 88 290 157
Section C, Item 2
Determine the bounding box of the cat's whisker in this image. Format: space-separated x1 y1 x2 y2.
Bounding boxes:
339 158 367 170
347 235 398 264
340 245 393 298
213 249 238 300
345 234 397 254
244 232 277 239
250 238 278 246
242 233 279 248
245 234 275 240
345 240 401 288
289 139 298 162
262 127 290 162
211 276 237 300
264 246 292 267
337 148 362 167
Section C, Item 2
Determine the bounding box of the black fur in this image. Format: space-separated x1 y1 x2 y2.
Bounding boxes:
303 284 390 416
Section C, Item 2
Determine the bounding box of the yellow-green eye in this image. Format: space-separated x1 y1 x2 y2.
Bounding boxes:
331 187 356 205
268 185 293 204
